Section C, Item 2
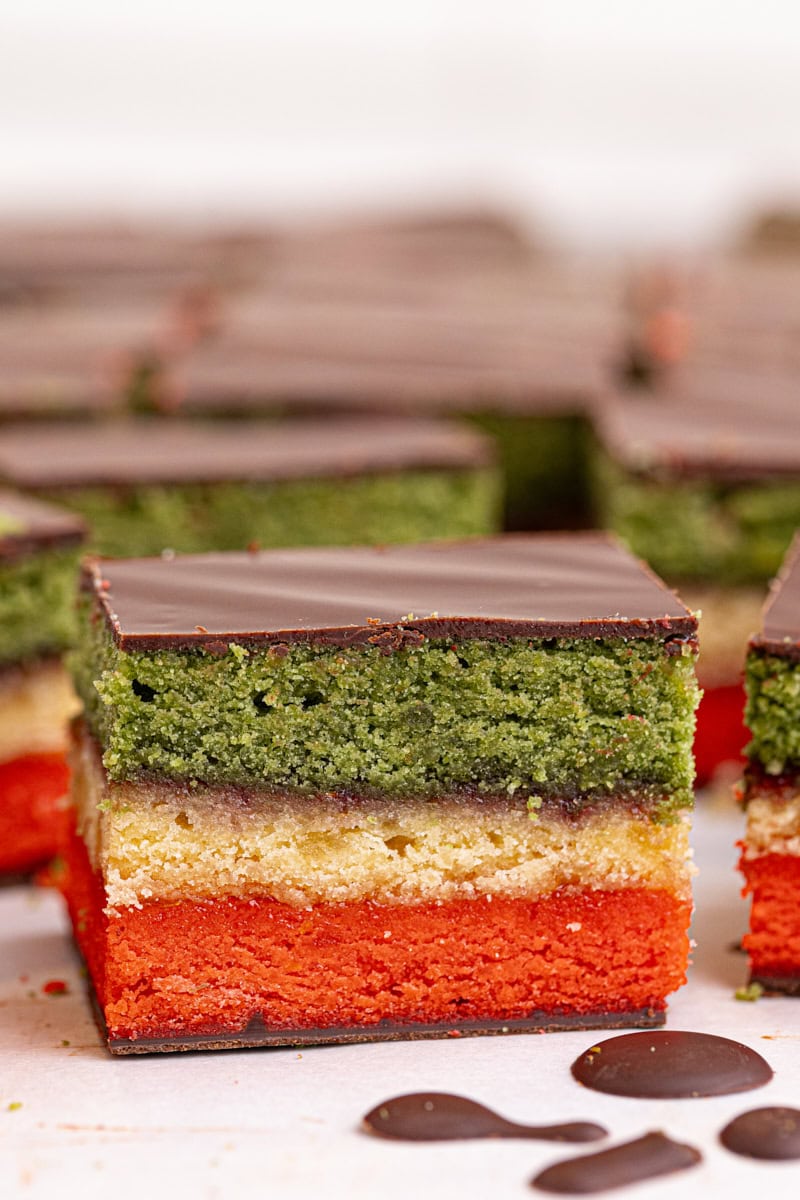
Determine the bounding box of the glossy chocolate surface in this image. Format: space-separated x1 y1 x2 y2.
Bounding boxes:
571 1030 773 1098
0 489 86 562
597 373 800 482
0 415 490 489
83 533 697 653
531 1131 701 1194
720 1107 800 1160
362 1093 606 1143
750 532 800 659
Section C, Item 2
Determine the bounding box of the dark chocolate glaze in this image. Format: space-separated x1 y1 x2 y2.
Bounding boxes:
720 1107 800 1160
82 533 697 653
750 532 800 659
362 1093 607 1143
571 1031 773 1098
597 373 800 483
0 489 86 562
531 1131 701 1194
749 974 800 997
175 343 608 418
0 415 490 488
95 1002 665 1057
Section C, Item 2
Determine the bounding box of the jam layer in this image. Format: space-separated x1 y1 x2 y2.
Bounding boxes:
72 726 693 909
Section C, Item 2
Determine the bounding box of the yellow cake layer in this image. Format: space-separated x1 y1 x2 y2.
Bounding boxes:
0 660 80 765
742 792 800 860
73 730 693 910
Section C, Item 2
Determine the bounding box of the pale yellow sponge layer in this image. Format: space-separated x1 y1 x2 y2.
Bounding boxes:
0 659 79 765
743 792 800 860
73 729 693 910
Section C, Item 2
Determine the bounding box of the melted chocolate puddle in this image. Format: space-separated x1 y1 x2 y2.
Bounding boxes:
531 1131 701 1194
362 1092 607 1142
572 1030 773 1098
720 1107 800 1160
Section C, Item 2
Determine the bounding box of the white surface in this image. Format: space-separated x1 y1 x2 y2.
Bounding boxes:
1 801 799 1199
2 3 800 247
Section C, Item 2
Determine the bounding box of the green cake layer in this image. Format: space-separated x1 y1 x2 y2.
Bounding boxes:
0 547 81 665
37 468 499 558
594 452 800 584
75 622 699 814
745 652 800 775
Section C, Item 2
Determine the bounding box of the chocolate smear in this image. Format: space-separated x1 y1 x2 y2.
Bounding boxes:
720 1107 800 1160
362 1092 607 1143
571 1031 773 1098
532 1131 701 1194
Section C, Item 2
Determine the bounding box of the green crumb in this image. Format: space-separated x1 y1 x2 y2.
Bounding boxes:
75 615 700 814
0 546 81 664
734 982 764 1002
37 468 500 558
593 449 800 584
61 1040 71 1048
7 1102 22 1112
745 652 800 773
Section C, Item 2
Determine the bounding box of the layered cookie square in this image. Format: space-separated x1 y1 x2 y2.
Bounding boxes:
0 415 497 557
740 533 800 993
0 492 86 874
593 373 800 782
63 535 699 1052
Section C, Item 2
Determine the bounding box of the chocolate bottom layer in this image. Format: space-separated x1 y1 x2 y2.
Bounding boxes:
749 974 800 997
96 997 664 1056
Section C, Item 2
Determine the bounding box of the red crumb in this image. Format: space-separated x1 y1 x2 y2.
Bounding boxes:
42 980 69 996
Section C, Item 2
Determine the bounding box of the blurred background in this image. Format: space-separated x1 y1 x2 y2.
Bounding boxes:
3 0 800 248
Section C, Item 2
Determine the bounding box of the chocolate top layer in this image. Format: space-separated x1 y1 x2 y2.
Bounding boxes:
597 371 800 482
750 533 800 659
0 490 86 562
571 1031 773 1098
0 416 491 489
83 533 696 653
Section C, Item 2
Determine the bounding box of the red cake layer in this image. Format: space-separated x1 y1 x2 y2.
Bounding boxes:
741 851 800 988
62 823 691 1045
0 753 70 874
693 684 748 787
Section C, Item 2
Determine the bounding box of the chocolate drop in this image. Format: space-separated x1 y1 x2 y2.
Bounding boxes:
362 1092 607 1142
532 1131 701 1194
720 1107 800 1160
571 1030 773 1098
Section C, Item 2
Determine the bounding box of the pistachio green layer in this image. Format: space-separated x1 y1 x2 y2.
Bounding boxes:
745 652 800 774
36 467 500 559
75 617 699 814
0 547 80 665
594 450 800 584
469 413 591 530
